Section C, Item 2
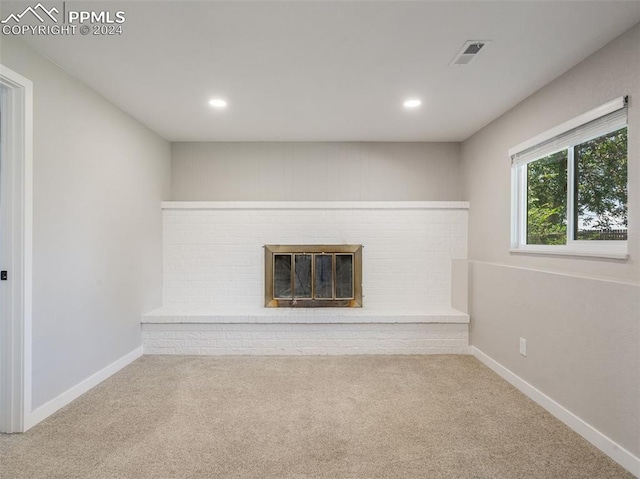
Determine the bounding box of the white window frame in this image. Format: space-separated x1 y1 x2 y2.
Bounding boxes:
510 96 629 260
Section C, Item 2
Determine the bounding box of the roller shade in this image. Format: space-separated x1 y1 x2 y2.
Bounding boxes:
510 97 628 166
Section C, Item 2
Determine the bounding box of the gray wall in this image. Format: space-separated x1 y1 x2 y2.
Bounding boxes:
461 23 640 458
171 142 461 201
0 38 171 409
462 23 639 282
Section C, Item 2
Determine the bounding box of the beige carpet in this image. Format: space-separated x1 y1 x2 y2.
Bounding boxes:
0 355 633 479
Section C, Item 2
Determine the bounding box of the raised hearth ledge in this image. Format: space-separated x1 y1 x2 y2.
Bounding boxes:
142 307 469 324
161 201 469 210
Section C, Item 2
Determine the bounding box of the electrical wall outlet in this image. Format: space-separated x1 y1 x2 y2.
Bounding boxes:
519 337 527 357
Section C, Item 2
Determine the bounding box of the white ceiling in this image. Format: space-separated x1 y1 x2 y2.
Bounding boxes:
13 1 640 142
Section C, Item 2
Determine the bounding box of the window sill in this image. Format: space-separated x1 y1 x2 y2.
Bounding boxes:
509 248 629 260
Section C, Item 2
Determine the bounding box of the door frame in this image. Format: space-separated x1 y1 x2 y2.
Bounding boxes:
0 64 33 433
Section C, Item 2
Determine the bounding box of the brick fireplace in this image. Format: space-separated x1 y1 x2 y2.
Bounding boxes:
142 201 470 355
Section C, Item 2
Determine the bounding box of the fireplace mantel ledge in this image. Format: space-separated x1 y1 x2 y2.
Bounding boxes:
142 307 469 324
161 201 469 210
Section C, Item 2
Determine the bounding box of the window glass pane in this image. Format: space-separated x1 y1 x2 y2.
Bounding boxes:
527 151 568 245
314 254 333 299
293 254 312 298
335 254 353 299
273 254 291 299
575 127 627 241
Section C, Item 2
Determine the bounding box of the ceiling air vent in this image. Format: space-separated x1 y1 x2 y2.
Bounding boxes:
450 40 490 66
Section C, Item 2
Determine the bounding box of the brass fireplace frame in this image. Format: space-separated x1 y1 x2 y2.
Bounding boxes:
264 244 363 308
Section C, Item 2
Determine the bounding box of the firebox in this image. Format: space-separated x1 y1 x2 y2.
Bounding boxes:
264 244 363 307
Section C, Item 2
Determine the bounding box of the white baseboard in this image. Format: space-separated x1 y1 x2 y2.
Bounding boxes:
24 346 143 431
471 346 640 478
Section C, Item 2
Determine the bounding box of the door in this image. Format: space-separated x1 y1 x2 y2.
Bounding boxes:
0 65 33 433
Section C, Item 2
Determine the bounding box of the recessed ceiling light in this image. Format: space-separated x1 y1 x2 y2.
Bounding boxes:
403 99 422 109
208 98 227 108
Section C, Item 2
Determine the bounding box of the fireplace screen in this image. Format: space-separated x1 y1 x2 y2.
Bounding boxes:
265 245 363 307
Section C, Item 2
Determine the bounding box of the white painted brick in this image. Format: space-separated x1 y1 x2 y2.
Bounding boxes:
142 322 468 356
242 339 293 349
162 205 467 310
148 203 470 356
223 331 253 339
214 339 244 348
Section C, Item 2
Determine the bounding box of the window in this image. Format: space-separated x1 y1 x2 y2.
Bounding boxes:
510 97 629 258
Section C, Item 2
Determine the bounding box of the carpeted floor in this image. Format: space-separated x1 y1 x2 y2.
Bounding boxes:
0 355 633 479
